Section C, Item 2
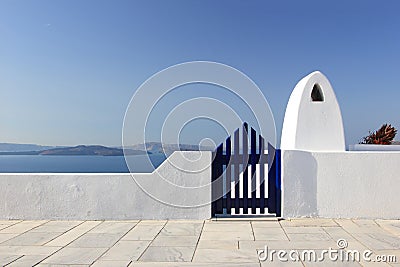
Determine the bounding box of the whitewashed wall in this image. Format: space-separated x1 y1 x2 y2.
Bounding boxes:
0 152 211 220
282 150 400 219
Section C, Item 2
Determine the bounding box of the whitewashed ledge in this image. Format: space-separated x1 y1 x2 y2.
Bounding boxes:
0 152 212 220
349 144 400 151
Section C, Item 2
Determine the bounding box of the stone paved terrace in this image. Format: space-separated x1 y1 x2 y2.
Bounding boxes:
0 219 399 266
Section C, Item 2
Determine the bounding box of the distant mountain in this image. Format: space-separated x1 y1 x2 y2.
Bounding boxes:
0 144 148 156
39 145 147 156
0 143 58 152
0 142 213 156
128 142 214 155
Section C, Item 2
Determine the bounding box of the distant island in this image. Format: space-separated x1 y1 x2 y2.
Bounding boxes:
127 142 213 155
0 145 148 156
0 143 58 152
0 142 213 156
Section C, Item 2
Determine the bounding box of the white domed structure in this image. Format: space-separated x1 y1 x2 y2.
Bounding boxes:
281 71 345 151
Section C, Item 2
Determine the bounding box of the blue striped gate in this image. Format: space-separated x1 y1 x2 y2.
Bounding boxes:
211 123 281 217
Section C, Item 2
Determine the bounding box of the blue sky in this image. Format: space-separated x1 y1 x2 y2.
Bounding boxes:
0 0 399 147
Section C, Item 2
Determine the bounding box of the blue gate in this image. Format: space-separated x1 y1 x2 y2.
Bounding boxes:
211 123 281 217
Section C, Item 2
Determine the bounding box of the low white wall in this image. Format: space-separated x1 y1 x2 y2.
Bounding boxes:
282 150 400 219
0 152 211 220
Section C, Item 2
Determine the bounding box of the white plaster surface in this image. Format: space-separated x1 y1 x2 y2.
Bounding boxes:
0 152 211 220
281 71 345 151
350 144 400 151
282 150 400 219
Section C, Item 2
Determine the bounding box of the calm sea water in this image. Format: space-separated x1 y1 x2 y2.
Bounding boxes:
0 154 167 173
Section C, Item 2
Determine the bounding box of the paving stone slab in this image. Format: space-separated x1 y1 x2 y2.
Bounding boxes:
42 247 108 265
139 246 195 262
376 220 400 227
193 248 259 263
92 260 132 267
160 223 203 236
42 220 83 226
0 221 48 234
376 220 400 236
200 230 254 241
2 232 63 246
334 219 387 234
251 221 282 228
322 227 357 242
45 221 102 247
287 233 333 242
122 224 165 241
254 232 289 241
197 240 238 250
138 220 167 225
5 254 48 267
29 221 82 233
253 227 289 241
28 225 78 234
0 254 23 266
100 240 151 261
252 227 285 233
0 233 21 244
282 227 327 234
203 222 252 233
352 220 379 227
89 221 137 234
151 235 199 247
0 225 10 231
352 232 400 250
280 219 338 227
0 245 62 255
0 221 22 225
68 233 123 248
37 265 90 267
167 220 204 224
0 222 22 231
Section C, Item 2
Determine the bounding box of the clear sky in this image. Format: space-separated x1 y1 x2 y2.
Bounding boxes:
0 0 399 147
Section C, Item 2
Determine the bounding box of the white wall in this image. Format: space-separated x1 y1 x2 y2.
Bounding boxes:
282 150 400 219
0 152 211 220
350 144 400 151
281 71 345 151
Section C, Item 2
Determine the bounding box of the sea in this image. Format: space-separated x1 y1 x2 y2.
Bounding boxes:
0 154 167 173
